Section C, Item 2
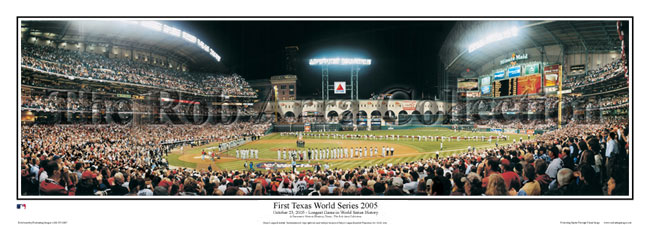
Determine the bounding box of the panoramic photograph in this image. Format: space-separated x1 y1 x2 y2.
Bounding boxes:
18 19 630 198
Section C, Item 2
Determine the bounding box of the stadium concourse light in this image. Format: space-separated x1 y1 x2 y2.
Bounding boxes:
468 26 519 53
309 58 372 66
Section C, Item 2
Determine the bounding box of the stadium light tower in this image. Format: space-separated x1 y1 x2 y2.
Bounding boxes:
309 57 371 101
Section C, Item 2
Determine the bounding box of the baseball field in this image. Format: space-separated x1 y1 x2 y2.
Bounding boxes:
165 127 532 171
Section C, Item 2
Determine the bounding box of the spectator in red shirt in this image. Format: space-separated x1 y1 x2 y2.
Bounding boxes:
482 157 502 189
39 161 75 195
500 158 520 191
534 159 552 194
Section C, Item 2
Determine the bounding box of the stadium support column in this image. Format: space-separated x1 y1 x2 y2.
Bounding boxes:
274 85 280 123
350 66 354 100
585 49 589 81
541 46 545 90
355 66 359 100
351 65 360 100
322 66 329 101
558 65 563 129
106 44 113 58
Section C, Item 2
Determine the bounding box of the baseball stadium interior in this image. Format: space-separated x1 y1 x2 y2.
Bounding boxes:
19 20 630 197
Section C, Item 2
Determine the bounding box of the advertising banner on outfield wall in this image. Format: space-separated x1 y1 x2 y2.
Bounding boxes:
504 128 518 134
544 65 561 86
116 94 132 99
399 100 417 111
256 162 312 169
490 128 503 133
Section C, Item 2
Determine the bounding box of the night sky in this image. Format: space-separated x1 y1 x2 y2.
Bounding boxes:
168 21 455 99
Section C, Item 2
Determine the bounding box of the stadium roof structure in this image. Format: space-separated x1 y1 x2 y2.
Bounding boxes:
440 20 622 75
21 20 222 72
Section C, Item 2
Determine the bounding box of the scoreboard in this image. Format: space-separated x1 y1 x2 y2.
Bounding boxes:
492 78 517 97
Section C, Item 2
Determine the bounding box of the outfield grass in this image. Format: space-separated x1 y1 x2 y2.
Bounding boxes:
165 152 196 168
166 128 533 171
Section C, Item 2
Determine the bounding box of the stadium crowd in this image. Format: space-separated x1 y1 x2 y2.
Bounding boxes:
18 41 629 197
451 96 579 115
21 91 259 117
21 118 628 196
474 119 558 130
586 95 629 111
20 122 271 196
21 44 256 97
564 58 624 88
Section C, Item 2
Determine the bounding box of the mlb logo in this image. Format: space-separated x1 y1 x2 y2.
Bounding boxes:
334 82 346 94
17 204 26 209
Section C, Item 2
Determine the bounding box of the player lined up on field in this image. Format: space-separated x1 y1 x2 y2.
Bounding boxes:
280 132 509 142
234 149 259 160
271 146 395 161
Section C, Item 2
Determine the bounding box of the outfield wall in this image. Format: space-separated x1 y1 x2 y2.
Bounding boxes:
272 123 550 134
259 99 452 126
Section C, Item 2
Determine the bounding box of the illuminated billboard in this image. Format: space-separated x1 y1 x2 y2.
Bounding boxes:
494 71 505 80
479 76 492 95
309 58 372 66
508 66 521 78
334 82 346 94
457 78 478 91
516 74 541 95
524 64 540 75
544 65 561 86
